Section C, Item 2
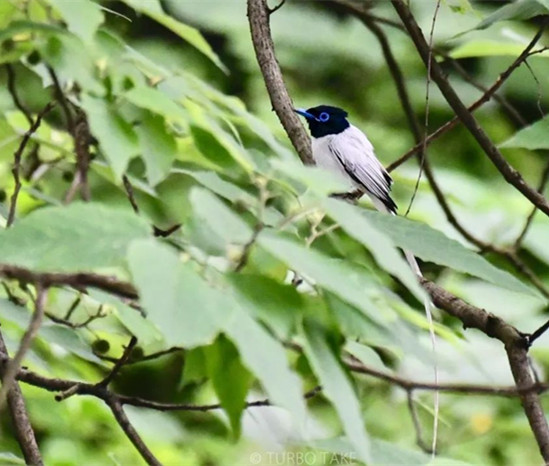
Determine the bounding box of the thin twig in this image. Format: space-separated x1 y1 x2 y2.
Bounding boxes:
46 304 104 329
106 396 162 466
523 59 545 119
65 111 92 203
407 390 432 453
0 265 138 300
445 55 526 126
404 0 440 218
7 102 55 227
514 160 549 248
268 0 285 15
99 336 138 387
0 331 43 466
47 66 74 135
0 285 47 410
122 175 140 214
387 25 547 173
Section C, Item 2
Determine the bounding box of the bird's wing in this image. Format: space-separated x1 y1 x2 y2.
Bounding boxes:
328 125 396 212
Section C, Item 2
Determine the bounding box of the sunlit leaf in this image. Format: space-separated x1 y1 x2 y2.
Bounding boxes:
135 112 177 186
363 211 539 298
81 94 139 179
500 114 549 150
474 0 548 30
323 198 425 302
0 203 149 271
45 0 104 43
120 0 227 72
205 335 252 438
302 321 371 463
127 239 231 347
224 306 306 422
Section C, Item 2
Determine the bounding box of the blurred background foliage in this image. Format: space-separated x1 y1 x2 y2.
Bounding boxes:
1 0 549 465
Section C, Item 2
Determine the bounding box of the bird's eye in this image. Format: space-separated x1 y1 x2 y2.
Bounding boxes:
318 112 330 122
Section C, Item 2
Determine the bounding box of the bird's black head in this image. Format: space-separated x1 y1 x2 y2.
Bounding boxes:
294 105 350 138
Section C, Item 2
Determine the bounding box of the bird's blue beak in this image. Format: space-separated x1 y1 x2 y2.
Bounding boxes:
293 108 317 121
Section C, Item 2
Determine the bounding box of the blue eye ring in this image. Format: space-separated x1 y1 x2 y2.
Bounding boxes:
318 112 330 122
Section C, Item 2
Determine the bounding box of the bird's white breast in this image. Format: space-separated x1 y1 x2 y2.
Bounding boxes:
311 132 354 188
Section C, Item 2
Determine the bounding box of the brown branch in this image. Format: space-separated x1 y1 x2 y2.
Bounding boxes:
99 336 138 387
407 391 432 453
387 25 547 173
0 286 47 410
46 304 105 329
514 159 549 248
106 396 162 466
0 331 43 466
65 111 92 203
247 0 314 165
507 345 549 461
7 102 55 227
419 277 549 461
94 346 183 365
444 55 527 127
47 66 75 135
0 265 138 300
122 175 140 214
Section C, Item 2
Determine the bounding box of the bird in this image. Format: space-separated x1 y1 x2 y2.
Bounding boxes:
294 104 424 271
295 104 439 453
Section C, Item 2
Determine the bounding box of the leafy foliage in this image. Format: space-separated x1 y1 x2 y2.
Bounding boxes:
0 1 548 465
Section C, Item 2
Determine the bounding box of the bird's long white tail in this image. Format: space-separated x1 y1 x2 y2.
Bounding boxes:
371 196 439 455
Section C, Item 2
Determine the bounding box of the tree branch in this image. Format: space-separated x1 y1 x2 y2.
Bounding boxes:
420 277 549 462
0 331 43 466
0 265 138 300
0 285 47 410
7 102 55 227
105 396 162 466
247 0 314 165
386 18 547 178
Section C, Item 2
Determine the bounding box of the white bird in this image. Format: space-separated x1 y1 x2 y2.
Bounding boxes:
295 104 439 453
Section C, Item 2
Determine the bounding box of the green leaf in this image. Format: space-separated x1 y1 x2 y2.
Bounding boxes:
120 0 227 72
362 211 539 298
124 86 187 123
0 452 25 465
80 94 139 179
39 325 103 364
205 335 252 437
500 115 549 150
181 347 207 385
449 40 549 59
474 0 548 30
135 113 177 186
227 274 301 339
127 239 231 347
40 34 101 93
0 203 150 272
45 0 104 43
174 169 255 204
224 307 306 422
258 231 390 326
114 303 164 347
189 187 252 246
323 199 426 302
302 321 371 463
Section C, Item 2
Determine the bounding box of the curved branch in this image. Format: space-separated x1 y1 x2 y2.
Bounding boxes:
391 0 549 217
106 396 162 466
247 0 314 165
0 265 138 300
0 331 43 466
